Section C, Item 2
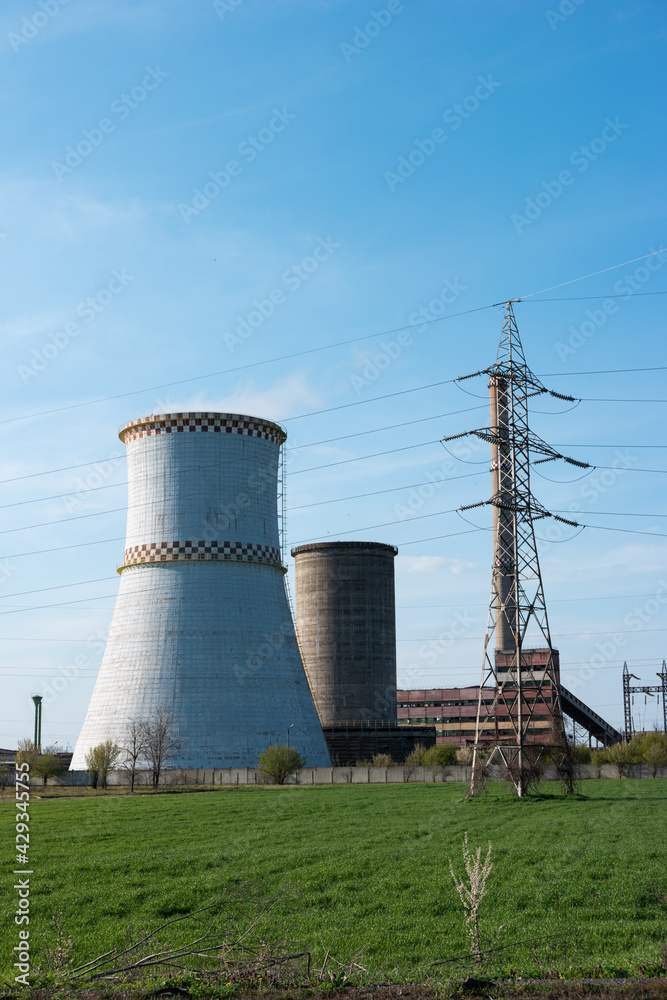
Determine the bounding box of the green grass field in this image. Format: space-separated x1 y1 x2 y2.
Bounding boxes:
1 780 666 983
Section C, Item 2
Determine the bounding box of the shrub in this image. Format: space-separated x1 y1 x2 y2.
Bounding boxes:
590 747 607 777
33 750 66 787
257 744 305 785
403 743 427 767
16 738 40 770
639 733 667 777
643 741 667 777
571 744 592 764
85 741 120 789
605 741 634 777
422 744 457 767
371 753 393 767
455 746 474 765
0 762 13 796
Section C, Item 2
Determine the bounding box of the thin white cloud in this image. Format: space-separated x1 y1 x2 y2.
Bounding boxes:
0 308 72 347
145 372 322 423
397 555 476 574
0 0 176 49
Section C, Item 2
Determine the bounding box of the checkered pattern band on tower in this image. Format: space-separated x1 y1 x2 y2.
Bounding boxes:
119 412 285 445
119 539 283 572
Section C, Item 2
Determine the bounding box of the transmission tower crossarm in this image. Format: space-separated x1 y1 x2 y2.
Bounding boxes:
527 432 592 469
456 361 578 406
441 428 504 444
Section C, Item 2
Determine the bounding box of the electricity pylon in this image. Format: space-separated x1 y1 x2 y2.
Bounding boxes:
623 661 667 742
444 301 591 796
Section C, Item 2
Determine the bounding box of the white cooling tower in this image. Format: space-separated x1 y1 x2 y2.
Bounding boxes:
70 412 331 769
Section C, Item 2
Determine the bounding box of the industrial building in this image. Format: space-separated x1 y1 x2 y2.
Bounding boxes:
398 687 497 743
292 541 398 723
292 540 434 764
398 648 621 748
398 649 560 746
71 412 331 770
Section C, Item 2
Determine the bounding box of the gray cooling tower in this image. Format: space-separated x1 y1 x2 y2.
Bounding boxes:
70 412 331 770
290 541 398 725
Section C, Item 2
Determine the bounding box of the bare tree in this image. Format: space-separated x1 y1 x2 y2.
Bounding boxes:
118 717 149 792
144 706 181 788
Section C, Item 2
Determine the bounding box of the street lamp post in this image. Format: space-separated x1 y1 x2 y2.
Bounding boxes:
287 724 294 748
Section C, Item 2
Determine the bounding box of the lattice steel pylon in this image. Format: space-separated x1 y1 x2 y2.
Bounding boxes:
444 301 592 796
622 661 667 742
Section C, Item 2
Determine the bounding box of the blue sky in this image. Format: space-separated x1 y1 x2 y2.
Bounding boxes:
1 0 666 750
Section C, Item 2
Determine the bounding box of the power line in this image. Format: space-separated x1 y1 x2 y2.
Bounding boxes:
552 443 667 449
519 250 667 299
0 437 454 543
3 463 667 564
5 434 667 541
288 471 482 511
0 536 123 564
523 291 667 301
0 304 500 428
0 420 487 540
0 458 126 488
396 591 667 609
595 465 667 475
0 587 662 632
397 625 667 641
0 525 485 580
580 397 667 403
290 438 442 477
397 657 666 675
0 379 458 488
0 594 118 615
296 406 484 444
0 577 113 601
554 508 667 519
295 506 460 543
539 365 667 377
584 523 667 539
0 480 126 511
283 382 458 424
3 251 665 431
4 552 661 611
5 369 667 491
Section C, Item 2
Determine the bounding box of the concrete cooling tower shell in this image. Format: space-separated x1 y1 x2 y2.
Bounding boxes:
71 412 331 770
291 541 398 725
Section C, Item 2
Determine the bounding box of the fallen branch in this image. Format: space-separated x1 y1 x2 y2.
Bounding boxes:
429 930 574 967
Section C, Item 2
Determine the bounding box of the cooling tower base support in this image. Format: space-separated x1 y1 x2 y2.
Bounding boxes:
323 722 436 766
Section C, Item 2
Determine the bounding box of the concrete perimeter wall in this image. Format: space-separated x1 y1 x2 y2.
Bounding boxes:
19 762 667 787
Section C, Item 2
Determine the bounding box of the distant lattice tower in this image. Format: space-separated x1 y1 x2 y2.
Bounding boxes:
70 412 331 769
